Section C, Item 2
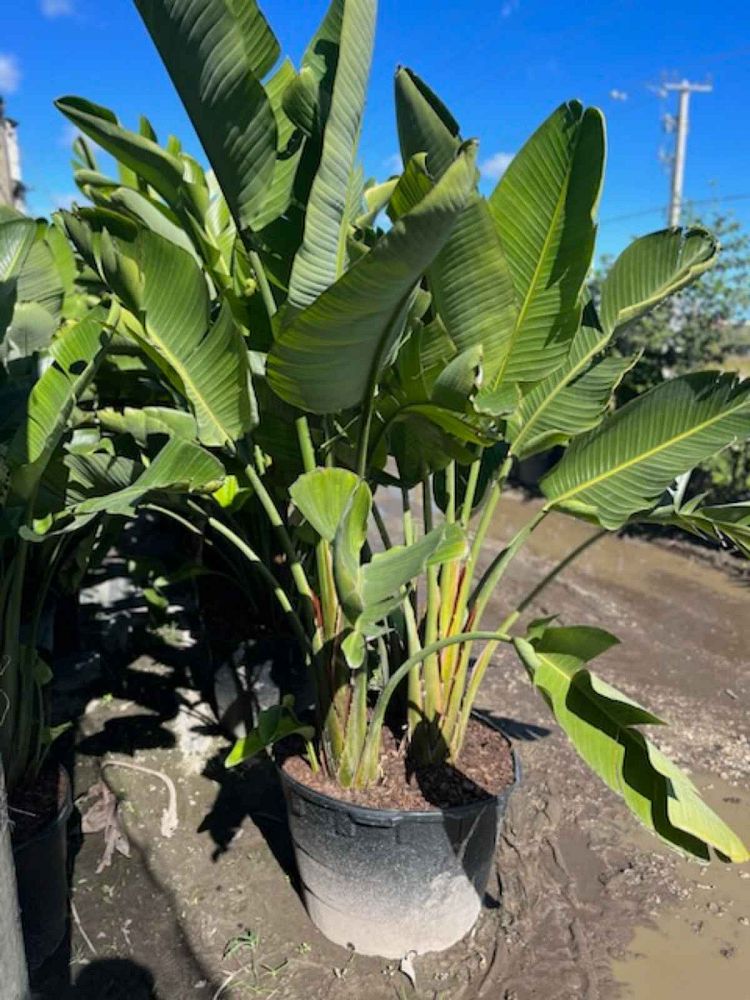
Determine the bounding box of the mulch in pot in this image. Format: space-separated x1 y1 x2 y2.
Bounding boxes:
281 717 515 812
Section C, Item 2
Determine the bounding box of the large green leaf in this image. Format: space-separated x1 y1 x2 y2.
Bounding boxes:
123 230 257 447
267 143 478 413
249 58 305 232
9 306 114 499
508 325 636 459
542 372 750 528
600 227 718 335
644 499 750 557
226 699 314 767
96 405 198 448
515 626 749 862
358 522 466 626
56 97 185 208
134 0 279 233
282 0 344 137
395 67 461 180
394 69 517 389
290 467 359 542
64 437 224 516
509 226 721 458
324 471 467 630
0 217 37 336
286 0 376 313
486 102 605 387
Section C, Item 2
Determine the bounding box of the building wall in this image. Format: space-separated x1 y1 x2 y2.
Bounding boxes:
0 100 26 212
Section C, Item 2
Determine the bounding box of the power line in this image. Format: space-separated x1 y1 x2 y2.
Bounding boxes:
600 193 750 227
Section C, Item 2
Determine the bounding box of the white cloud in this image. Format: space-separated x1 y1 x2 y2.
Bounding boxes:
383 153 402 175
609 89 629 102
501 0 520 18
40 0 75 17
0 55 21 94
480 151 514 181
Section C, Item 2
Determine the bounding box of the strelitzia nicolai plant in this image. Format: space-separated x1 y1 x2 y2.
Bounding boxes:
53 0 749 863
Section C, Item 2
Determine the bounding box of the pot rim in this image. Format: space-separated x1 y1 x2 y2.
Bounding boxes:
11 763 73 854
278 710 521 825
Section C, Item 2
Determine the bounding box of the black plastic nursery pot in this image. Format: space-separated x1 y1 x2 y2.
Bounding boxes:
12 765 73 971
279 734 520 959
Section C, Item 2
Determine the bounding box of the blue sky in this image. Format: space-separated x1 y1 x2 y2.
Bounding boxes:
2 0 749 260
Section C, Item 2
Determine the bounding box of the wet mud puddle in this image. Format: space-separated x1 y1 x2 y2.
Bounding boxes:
612 776 750 1000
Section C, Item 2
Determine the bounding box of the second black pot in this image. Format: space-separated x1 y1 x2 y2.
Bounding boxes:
12 765 73 971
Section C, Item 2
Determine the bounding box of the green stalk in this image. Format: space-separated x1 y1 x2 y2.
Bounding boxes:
296 418 337 640
447 457 511 640
206 517 311 661
460 457 482 528
400 485 423 732
449 639 499 759
243 463 320 643
512 527 608 617
371 503 392 549
422 479 442 721
438 463 460 684
402 593 423 736
357 630 513 783
339 664 369 788
469 506 551 622
441 485 546 749
247 248 278 319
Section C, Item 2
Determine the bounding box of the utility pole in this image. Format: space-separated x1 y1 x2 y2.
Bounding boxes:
663 80 712 227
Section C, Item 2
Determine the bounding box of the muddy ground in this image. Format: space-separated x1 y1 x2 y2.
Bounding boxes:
32 491 750 999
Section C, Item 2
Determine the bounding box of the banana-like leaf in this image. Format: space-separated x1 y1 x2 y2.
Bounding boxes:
643 500 750 557
542 372 750 529
282 0 344 136
508 325 637 459
134 0 279 233
250 59 305 232
96 405 198 448
290 467 359 542
509 226 720 458
106 187 201 261
286 0 376 313
333 479 371 625
395 67 461 180
64 437 224 516
56 97 185 208
394 69 518 387
9 306 114 499
515 626 749 862
124 230 257 447
0 217 39 337
600 227 718 335
267 144 478 413
358 523 467 626
322 470 468 629
486 102 605 387
226 698 314 767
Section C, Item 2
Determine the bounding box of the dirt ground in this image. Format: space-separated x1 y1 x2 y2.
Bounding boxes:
33 491 750 999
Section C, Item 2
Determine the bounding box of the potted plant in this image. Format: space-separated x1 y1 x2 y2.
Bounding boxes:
0 210 111 970
53 0 748 962
0 205 228 970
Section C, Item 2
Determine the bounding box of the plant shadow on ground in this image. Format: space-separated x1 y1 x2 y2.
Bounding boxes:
28 811 221 999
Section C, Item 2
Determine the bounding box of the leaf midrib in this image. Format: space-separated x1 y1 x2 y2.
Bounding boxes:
490 160 573 389
510 330 607 455
550 392 750 504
